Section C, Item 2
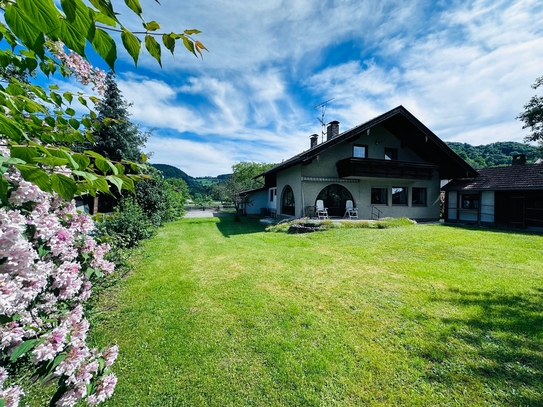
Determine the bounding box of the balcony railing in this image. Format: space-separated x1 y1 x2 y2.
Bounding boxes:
336 158 436 180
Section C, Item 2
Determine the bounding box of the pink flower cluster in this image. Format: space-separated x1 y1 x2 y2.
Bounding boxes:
1 165 118 406
52 42 107 95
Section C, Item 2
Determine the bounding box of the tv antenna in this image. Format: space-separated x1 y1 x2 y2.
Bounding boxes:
314 98 334 143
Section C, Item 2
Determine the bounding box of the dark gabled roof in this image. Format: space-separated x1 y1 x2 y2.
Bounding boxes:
258 105 477 180
443 163 543 191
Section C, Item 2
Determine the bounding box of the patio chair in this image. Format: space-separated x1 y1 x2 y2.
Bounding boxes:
316 200 329 219
344 200 358 219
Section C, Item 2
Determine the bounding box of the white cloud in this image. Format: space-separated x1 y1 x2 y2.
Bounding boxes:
95 0 543 176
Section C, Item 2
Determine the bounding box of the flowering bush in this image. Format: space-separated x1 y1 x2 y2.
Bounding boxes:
0 160 118 406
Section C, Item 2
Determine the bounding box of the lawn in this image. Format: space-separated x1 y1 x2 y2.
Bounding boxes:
90 217 543 407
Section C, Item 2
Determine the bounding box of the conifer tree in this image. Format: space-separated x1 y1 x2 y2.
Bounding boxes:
91 72 150 162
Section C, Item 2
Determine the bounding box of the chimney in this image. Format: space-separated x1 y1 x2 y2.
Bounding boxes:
326 121 340 141
512 154 526 165
310 134 318 149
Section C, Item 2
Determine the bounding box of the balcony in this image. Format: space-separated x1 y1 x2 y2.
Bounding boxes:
336 158 436 180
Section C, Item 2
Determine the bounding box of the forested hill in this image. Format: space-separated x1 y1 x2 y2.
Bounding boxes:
152 163 194 181
152 163 223 198
446 141 541 168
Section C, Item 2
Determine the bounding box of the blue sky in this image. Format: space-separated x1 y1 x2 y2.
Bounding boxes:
56 0 543 176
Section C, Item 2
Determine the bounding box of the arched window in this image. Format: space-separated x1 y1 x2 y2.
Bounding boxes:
316 184 354 217
282 185 295 216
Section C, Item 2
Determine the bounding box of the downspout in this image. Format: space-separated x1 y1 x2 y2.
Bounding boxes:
477 191 482 226
301 182 305 218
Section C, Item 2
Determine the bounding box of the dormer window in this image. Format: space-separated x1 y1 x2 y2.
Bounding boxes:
384 148 398 160
353 145 367 158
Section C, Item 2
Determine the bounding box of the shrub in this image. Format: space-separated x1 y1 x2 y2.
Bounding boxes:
0 167 118 406
95 197 156 250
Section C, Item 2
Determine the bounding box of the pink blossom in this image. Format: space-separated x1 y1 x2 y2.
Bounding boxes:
86 374 117 405
102 345 119 368
0 384 24 407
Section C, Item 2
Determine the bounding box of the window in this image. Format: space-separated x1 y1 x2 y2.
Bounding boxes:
269 188 276 202
282 185 295 215
412 187 427 206
461 193 479 210
384 148 398 160
371 188 387 205
392 187 407 205
353 145 367 158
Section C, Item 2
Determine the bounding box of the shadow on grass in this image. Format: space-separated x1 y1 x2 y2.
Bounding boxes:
214 215 268 237
441 222 543 237
421 288 543 405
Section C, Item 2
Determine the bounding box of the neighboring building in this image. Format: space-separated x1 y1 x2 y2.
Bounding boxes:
443 155 543 230
244 105 476 221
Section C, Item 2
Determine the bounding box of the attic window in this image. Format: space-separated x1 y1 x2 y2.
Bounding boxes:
353 145 367 158
385 148 398 160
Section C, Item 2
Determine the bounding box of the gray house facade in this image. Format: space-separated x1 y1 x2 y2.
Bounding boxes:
245 106 476 221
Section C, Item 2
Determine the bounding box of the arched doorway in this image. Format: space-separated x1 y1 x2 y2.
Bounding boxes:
316 184 354 217
282 185 295 215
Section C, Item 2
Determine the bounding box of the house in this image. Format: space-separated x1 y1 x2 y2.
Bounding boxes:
442 154 543 230
244 105 477 221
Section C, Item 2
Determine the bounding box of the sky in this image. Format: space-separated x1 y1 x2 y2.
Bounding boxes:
60 0 543 176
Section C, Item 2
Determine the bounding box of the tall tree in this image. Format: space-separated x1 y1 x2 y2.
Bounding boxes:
90 72 150 163
517 75 543 143
213 161 274 221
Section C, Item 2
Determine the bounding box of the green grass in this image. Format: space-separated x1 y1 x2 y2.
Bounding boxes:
90 217 543 407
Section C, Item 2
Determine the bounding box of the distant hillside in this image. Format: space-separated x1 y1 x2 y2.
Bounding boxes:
152 164 194 181
446 141 541 168
152 164 223 198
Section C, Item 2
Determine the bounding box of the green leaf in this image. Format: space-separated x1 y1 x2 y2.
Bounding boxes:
73 169 97 183
121 29 141 66
0 115 26 142
4 3 46 59
124 0 143 17
117 174 135 192
90 9 117 27
24 56 38 72
92 176 110 194
10 339 38 362
63 91 73 104
144 21 160 31
14 164 52 192
50 91 62 107
44 116 56 128
32 156 69 167
145 34 161 67
95 157 110 174
0 178 8 203
51 173 78 200
0 22 18 49
61 0 96 42
162 34 175 55
114 163 125 175
81 117 92 128
182 36 196 57
59 19 86 56
90 28 117 71
72 153 91 169
78 96 88 106
69 118 80 129
88 0 119 24
10 146 39 163
184 29 201 35
106 175 123 193
17 0 61 41
65 107 76 116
